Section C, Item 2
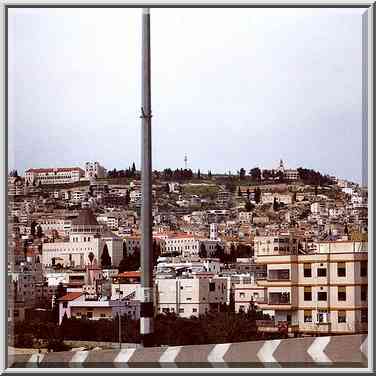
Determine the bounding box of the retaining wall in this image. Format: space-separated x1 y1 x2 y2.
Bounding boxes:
8 334 368 368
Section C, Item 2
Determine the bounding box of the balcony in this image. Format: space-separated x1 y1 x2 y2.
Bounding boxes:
267 269 290 281
268 292 290 305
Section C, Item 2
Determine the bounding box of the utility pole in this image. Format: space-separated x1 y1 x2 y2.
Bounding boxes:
140 7 154 347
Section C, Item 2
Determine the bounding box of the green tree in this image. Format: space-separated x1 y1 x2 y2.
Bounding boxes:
88 252 95 265
36 225 43 238
30 221 37 237
122 242 127 259
245 201 255 212
237 186 242 197
239 168 246 180
197 169 201 179
131 162 136 176
273 197 279 211
101 244 112 268
199 243 207 258
208 170 212 179
249 167 261 182
254 187 261 204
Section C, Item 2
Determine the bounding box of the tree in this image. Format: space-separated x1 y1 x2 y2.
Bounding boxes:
246 188 250 199
230 243 236 262
56 282 66 300
30 221 37 237
273 197 279 211
101 244 112 269
199 243 207 258
344 223 349 235
239 168 246 180
245 201 255 212
208 170 212 179
131 162 136 176
125 190 131 205
262 169 272 180
153 239 161 265
254 187 261 204
249 168 261 182
36 225 43 238
88 252 95 265
292 191 297 203
237 186 242 197
197 169 201 179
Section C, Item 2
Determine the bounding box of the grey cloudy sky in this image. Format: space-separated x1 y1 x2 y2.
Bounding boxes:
8 7 365 182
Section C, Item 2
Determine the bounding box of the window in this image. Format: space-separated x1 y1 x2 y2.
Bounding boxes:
209 283 215 292
361 261 367 277
338 286 346 301
317 268 327 277
337 262 346 277
304 310 312 322
303 264 312 278
186 298 192 301
192 308 197 313
304 287 312 301
317 292 327 301
100 313 106 318
179 308 184 313
239 305 245 312
317 309 329 323
361 309 368 323
361 285 367 301
338 310 346 323
239 292 245 298
62 302 68 308
87 312 93 319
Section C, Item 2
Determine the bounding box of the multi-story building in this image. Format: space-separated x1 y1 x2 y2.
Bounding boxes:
254 240 368 335
84 162 107 179
25 167 84 185
155 275 228 318
234 283 266 313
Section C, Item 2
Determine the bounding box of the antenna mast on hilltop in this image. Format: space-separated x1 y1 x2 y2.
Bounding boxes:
184 154 188 169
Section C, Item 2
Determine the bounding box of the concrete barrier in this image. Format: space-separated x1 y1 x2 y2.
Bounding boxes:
8 334 368 368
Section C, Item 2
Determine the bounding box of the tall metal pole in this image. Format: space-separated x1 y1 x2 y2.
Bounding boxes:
140 7 154 347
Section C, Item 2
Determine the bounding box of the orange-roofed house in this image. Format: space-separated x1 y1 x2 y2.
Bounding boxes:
57 292 84 324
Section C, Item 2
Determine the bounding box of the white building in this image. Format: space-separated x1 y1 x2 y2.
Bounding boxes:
25 167 84 185
42 209 123 268
156 275 228 318
85 162 107 179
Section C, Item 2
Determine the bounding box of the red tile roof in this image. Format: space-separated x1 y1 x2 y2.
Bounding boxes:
57 292 83 302
117 271 140 278
26 167 84 173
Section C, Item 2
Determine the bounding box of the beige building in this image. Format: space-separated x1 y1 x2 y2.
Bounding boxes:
254 239 368 334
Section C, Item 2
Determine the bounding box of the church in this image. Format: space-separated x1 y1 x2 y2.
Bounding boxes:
41 209 123 268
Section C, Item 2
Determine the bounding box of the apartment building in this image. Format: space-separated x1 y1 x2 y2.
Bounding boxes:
25 167 84 185
155 275 228 318
254 239 368 334
234 283 266 313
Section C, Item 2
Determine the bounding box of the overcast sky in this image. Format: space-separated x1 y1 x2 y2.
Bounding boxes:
8 7 366 182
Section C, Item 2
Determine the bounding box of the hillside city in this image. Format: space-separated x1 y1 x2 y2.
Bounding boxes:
7 159 368 351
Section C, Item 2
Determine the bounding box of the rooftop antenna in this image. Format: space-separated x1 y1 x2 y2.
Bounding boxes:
184 154 188 169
